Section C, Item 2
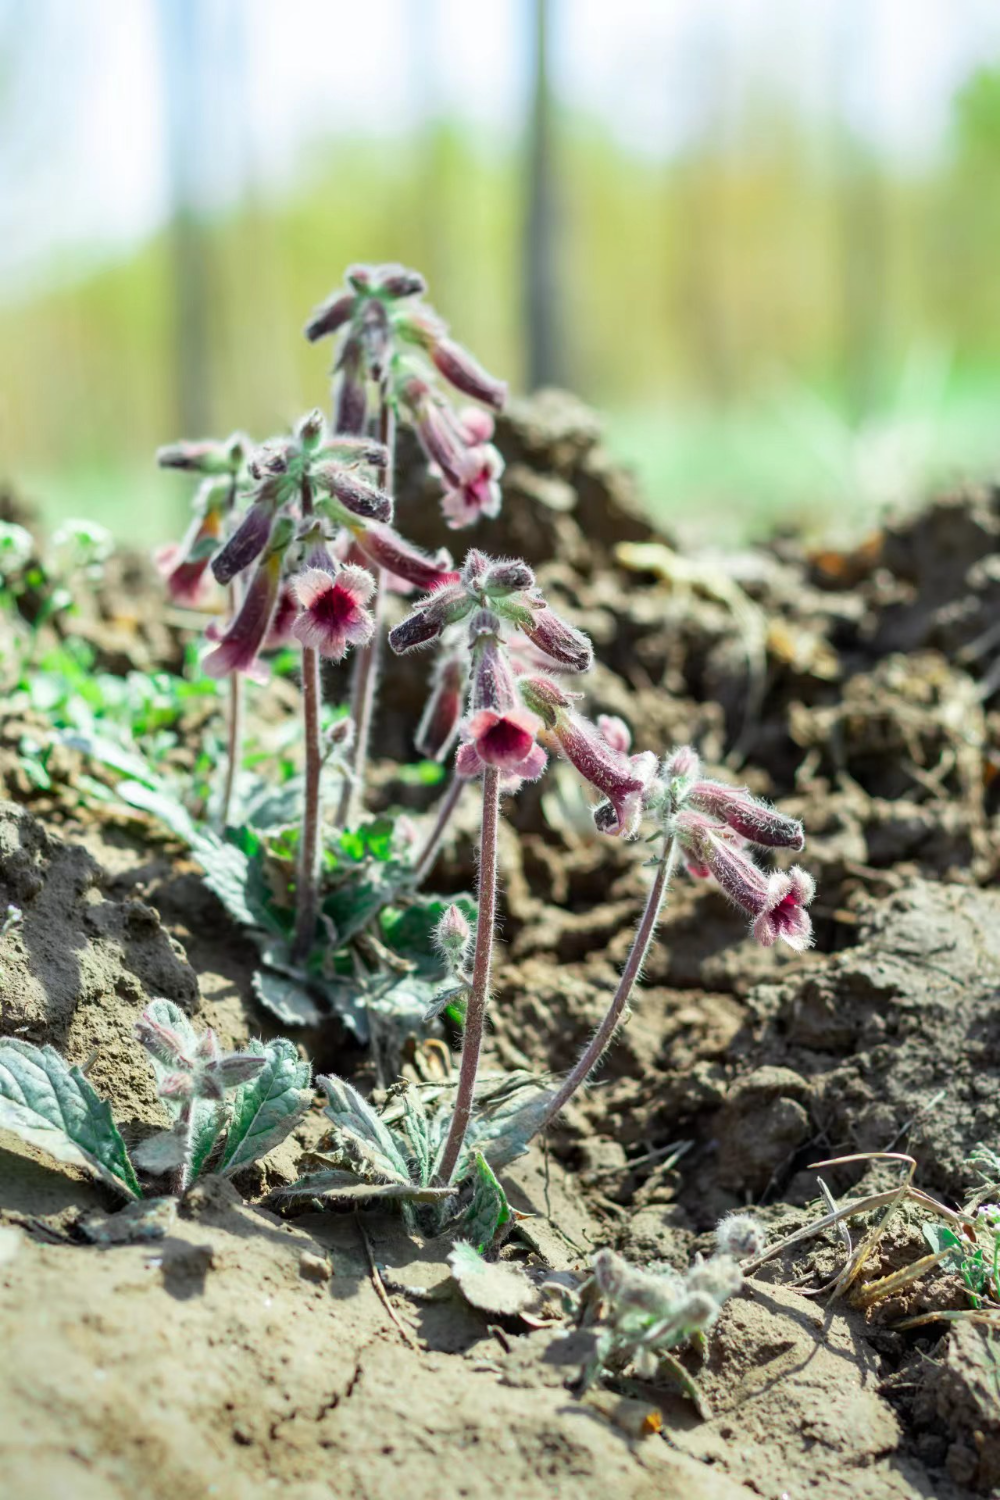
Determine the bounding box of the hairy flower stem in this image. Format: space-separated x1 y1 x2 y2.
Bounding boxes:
534 834 679 1135
437 767 500 1184
292 475 324 963
220 584 244 828
410 773 465 887
335 400 394 829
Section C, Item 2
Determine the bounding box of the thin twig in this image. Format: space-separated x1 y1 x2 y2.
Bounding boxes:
356 1213 420 1351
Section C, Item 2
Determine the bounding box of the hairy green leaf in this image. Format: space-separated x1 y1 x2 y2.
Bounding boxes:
460 1152 511 1253
221 1038 312 1176
0 1039 140 1198
447 1240 539 1317
252 969 324 1027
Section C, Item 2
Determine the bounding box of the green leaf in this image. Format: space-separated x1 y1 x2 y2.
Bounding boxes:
319 1074 411 1183
379 895 476 977
447 1240 539 1317
338 818 396 864
187 1098 225 1184
0 1039 140 1198
459 1152 511 1253
921 1223 965 1269
252 969 324 1028
220 1038 312 1176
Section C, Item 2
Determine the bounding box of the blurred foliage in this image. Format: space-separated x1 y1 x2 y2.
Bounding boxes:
5 83 1000 545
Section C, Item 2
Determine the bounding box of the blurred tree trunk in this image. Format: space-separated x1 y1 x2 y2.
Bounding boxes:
157 0 212 438
524 0 561 390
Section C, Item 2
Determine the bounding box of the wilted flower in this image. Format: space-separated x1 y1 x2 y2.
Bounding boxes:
550 711 658 839
154 486 226 607
416 654 467 760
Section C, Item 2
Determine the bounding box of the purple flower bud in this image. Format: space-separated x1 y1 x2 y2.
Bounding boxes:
249 439 295 479
388 583 472 654
470 631 519 716
359 297 391 382
405 380 469 489
673 813 815 951
135 1009 195 1069
156 435 245 475
335 336 368 435
431 338 507 411
435 903 471 963
346 264 375 293
520 604 594 674
416 655 467 760
157 1071 194 1100
314 465 392 524
517 674 577 727
484 558 535 597
304 288 356 342
687 781 805 851
316 435 389 468
352 522 458 593
327 715 355 749
297 409 326 450
211 495 276 585
552 711 658 838
461 549 491 590
374 264 426 299
202 548 284 678
663 745 701 782
598 715 632 755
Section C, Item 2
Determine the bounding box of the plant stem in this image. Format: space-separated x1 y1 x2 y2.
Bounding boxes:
437 767 501 1184
335 399 394 829
220 587 244 828
533 833 679 1137
293 474 324 963
411 773 466 887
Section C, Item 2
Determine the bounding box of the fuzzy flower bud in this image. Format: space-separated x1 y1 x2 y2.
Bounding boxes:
469 613 518 714
304 288 356 342
597 715 632 755
484 558 535 597
374 264 426 299
520 604 594 674
688 781 805 850
156 433 245 475
517 674 577 728
211 493 276 585
435 903 471 967
154 495 225 607
431 338 507 411
314 464 393 524
335 335 368 435
715 1213 767 1261
551 710 658 839
352 522 458 594
388 583 472 654
416 655 466 760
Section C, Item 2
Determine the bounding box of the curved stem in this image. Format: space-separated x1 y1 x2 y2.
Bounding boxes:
292 475 324 962
533 833 678 1136
437 767 501 1184
336 399 394 828
410 773 466 888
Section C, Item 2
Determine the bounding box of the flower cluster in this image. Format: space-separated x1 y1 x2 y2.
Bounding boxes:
305 263 507 530
156 411 456 681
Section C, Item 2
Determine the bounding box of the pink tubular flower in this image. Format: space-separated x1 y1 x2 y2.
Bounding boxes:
431 338 507 410
291 563 375 661
551 711 658 838
203 549 283 677
262 583 300 650
211 494 275 585
456 730 547 787
458 407 495 445
463 705 543 772
520 603 594 674
598 715 632 755
687 781 805 850
351 521 458 593
416 655 466 760
674 811 814 951
155 505 223 607
441 445 504 530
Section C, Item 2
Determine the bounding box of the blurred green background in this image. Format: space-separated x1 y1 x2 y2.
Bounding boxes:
3 0 1000 548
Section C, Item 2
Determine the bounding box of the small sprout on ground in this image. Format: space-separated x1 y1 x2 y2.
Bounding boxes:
1 904 22 937
0 1002 310 1210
